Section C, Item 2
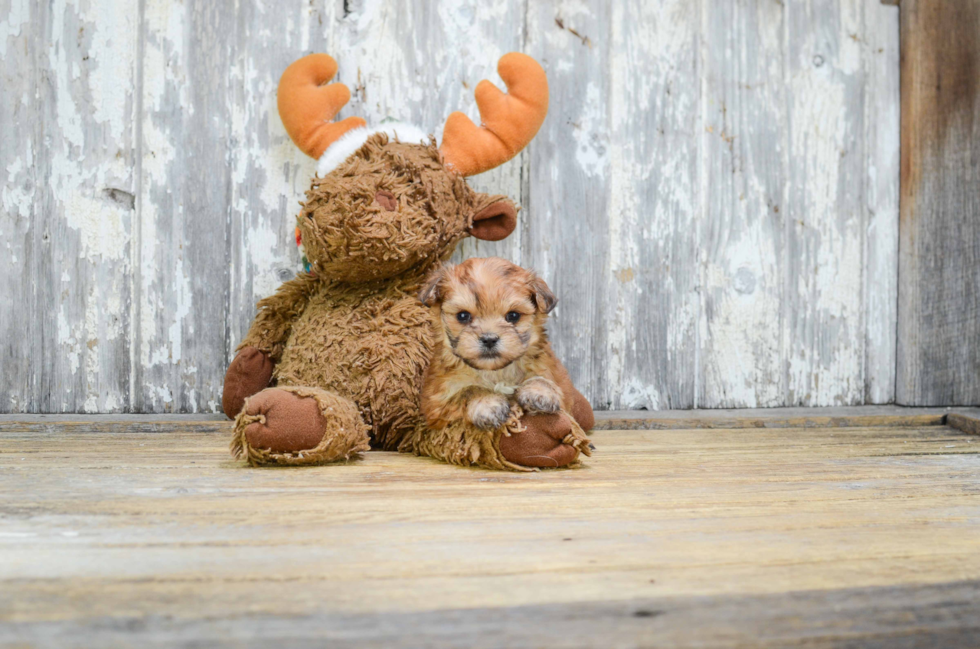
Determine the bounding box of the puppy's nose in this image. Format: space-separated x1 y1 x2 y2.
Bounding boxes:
479 333 500 349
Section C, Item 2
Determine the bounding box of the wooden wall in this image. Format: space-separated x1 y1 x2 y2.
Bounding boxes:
0 0 902 413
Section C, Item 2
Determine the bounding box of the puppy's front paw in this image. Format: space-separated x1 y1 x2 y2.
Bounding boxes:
467 394 512 430
517 378 562 414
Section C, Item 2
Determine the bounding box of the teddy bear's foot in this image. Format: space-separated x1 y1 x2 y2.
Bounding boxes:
499 411 592 468
230 386 371 466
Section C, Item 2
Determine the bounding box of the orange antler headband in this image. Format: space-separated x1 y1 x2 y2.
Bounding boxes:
277 52 549 176
277 54 366 159
439 53 549 177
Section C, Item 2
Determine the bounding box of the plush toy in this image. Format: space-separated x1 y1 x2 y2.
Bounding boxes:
223 52 594 469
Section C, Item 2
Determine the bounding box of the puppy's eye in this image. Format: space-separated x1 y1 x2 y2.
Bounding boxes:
505 311 521 324
456 311 472 324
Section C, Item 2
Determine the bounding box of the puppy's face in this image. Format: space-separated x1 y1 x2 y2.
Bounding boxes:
420 257 557 371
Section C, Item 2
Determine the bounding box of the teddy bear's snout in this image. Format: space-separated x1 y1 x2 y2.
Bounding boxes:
375 190 397 211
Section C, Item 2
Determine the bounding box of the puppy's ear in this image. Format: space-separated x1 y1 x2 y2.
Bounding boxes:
469 198 517 242
418 265 448 306
528 274 557 314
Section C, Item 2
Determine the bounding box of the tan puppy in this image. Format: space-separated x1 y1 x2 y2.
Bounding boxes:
419 257 571 431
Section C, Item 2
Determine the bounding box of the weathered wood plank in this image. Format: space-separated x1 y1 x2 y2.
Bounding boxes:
897 0 980 405
4 581 979 648
1 424 978 644
0 405 960 433
524 2 611 407
783 0 869 405
397 1 529 266
863 0 900 404
598 0 699 410
137 0 238 412
0 0 41 412
699 0 790 408
4 0 139 413
592 405 952 430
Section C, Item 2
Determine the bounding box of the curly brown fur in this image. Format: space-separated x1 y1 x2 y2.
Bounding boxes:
298 135 489 283
239 273 320 361
401 403 533 472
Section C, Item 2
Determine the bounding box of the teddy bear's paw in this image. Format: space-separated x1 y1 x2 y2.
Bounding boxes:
222 346 274 419
231 387 372 466
239 388 328 453
499 411 590 469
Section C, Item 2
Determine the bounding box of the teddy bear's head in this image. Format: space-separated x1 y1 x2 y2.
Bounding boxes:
279 53 548 283
295 135 518 282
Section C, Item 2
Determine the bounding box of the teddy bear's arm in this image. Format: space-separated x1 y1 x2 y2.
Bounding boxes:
238 273 319 361
223 274 320 418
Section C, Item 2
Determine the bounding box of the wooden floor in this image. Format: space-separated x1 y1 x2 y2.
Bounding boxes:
2 410 980 648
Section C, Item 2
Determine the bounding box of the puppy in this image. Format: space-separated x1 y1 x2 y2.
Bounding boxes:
419 257 569 431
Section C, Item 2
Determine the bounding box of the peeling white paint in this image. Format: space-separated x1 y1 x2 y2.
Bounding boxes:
58 308 79 375
572 82 609 178
621 378 661 410
60 189 130 261
0 0 30 58
246 223 283 299
2 142 33 217
84 0 136 141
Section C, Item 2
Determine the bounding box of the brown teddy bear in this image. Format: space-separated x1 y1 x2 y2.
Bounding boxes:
223 52 594 470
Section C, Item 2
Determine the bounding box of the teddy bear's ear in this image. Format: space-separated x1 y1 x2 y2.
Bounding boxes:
418 266 449 306
469 199 517 242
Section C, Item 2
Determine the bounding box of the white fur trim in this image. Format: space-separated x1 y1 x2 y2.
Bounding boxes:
315 123 430 176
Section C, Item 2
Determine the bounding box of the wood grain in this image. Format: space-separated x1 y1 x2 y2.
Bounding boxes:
1 422 979 645
4 582 979 648
0 0 903 412
897 0 980 406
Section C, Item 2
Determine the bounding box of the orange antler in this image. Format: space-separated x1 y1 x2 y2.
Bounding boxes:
277 54 367 159
439 53 549 177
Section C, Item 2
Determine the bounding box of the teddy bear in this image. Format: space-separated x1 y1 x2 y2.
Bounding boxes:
222 52 594 470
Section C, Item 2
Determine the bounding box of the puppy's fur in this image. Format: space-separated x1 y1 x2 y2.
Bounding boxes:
419 257 571 431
